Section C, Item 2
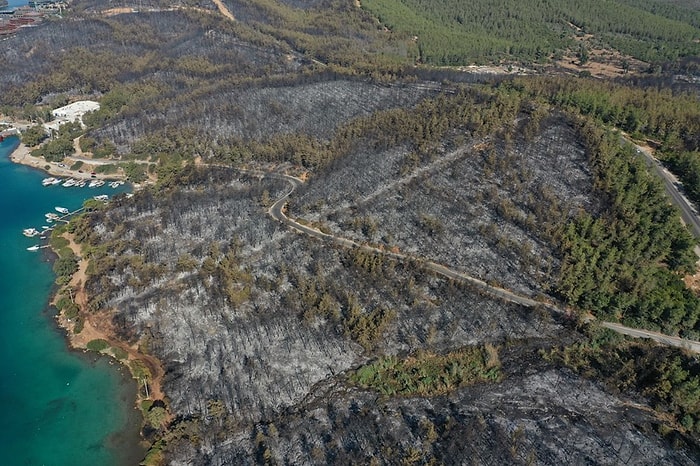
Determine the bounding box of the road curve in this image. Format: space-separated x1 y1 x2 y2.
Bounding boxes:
265 172 700 353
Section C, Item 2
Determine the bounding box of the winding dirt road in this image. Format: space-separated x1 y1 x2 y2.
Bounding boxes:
267 172 700 353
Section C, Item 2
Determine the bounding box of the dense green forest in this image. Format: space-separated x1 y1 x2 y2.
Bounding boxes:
360 0 700 64
555 120 700 337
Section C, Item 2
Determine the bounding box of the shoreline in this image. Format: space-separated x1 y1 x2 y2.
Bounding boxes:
0 137 151 465
50 231 168 463
53 232 168 403
10 139 130 182
6 137 165 404
5 135 166 460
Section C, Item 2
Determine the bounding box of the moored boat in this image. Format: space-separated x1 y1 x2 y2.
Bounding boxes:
89 179 105 188
42 177 57 186
55 206 69 214
62 179 76 187
22 228 39 237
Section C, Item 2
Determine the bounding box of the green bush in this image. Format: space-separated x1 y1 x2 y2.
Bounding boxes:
111 347 129 360
86 339 109 352
351 345 501 396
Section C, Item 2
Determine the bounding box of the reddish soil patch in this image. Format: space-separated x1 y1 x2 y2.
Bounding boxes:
55 233 168 404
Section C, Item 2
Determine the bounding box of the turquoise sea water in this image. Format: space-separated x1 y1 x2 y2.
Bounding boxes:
6 0 27 8
0 137 144 465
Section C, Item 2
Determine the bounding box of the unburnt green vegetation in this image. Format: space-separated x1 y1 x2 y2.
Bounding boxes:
360 0 700 64
556 122 699 337
351 345 501 396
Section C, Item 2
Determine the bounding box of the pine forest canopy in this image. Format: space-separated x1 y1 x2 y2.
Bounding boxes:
359 0 700 64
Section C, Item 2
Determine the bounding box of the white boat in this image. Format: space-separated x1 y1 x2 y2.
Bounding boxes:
42 177 57 186
45 212 60 221
76 180 87 187
109 181 120 188
22 228 39 237
55 206 69 214
51 178 62 185
89 179 105 188
93 194 109 201
62 179 77 187
26 245 40 251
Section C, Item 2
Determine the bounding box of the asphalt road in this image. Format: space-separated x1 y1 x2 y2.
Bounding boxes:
631 140 700 238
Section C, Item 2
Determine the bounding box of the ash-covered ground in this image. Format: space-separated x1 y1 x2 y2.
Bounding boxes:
79 115 698 464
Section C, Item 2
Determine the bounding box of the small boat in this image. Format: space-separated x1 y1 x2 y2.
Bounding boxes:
42 177 57 186
26 245 40 251
51 178 62 185
62 179 76 187
93 194 109 201
45 212 60 221
22 228 39 237
55 206 69 214
89 179 105 188
76 180 87 187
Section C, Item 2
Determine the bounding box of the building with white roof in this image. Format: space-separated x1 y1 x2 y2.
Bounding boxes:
45 100 100 132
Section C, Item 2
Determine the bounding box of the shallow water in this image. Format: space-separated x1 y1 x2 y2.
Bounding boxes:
0 137 144 465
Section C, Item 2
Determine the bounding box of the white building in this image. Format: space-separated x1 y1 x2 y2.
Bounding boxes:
45 100 100 132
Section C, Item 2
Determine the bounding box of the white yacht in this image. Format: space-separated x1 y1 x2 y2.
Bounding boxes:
22 228 39 237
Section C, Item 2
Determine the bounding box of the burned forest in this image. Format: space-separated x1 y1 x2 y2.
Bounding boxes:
2 0 700 464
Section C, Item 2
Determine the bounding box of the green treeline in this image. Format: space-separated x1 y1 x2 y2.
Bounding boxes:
508 75 700 216
544 326 700 439
360 0 700 64
556 119 699 337
663 151 700 207
351 345 501 396
509 77 700 152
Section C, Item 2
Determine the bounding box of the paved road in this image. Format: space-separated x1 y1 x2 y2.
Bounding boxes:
601 322 700 353
630 139 700 238
266 172 700 353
